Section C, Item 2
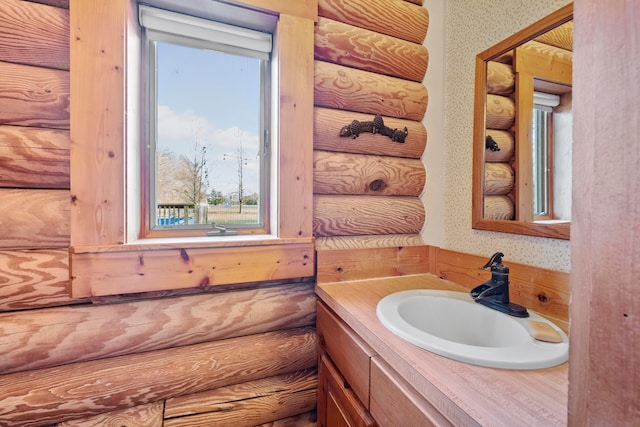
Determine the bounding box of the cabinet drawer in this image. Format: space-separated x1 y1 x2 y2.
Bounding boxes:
319 355 376 427
317 301 376 407
370 357 453 427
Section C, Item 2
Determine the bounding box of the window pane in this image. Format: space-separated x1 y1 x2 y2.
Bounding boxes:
532 108 550 217
153 42 265 228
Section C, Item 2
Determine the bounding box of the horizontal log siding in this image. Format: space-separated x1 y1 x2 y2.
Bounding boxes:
314 17 428 82
314 61 428 120
164 370 318 426
313 0 428 249
26 0 69 9
0 3 318 427
0 249 83 311
318 0 429 45
0 61 69 129
0 327 317 427
0 282 316 374
314 150 425 196
314 195 425 236
0 0 69 70
315 234 425 250
0 189 70 249
56 402 164 427
314 107 426 158
0 125 70 189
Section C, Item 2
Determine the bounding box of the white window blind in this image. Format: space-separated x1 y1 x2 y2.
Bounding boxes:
534 91 560 112
139 5 272 60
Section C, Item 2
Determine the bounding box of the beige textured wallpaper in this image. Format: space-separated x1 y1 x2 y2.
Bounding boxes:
422 0 572 271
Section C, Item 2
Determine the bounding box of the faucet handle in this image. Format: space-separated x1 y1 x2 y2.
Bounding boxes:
480 252 505 270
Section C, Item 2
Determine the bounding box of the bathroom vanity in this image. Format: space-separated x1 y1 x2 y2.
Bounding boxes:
315 274 568 426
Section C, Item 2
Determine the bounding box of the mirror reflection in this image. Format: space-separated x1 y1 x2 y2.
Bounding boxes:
473 3 573 240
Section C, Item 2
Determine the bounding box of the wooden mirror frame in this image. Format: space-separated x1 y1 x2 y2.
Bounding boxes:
472 3 573 240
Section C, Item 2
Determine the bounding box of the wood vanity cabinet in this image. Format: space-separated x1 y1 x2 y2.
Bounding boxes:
317 301 453 427
319 354 376 427
317 302 376 427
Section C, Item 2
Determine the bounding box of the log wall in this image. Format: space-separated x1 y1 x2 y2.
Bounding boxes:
313 0 430 253
0 1 317 425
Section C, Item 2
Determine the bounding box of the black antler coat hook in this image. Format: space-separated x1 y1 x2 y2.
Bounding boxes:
340 114 408 143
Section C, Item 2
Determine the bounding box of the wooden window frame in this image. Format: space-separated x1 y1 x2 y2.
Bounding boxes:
69 0 316 298
514 45 571 224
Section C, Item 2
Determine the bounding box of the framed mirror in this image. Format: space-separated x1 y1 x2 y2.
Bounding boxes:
472 3 573 240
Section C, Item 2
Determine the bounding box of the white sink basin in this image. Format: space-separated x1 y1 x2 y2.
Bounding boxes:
376 290 568 370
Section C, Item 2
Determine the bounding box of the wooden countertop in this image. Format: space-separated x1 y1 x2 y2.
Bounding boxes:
315 274 568 427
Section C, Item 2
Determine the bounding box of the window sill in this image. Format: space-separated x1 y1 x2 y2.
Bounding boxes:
129 233 281 247
534 219 570 224
69 236 314 298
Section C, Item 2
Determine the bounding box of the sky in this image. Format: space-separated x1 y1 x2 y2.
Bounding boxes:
156 42 262 197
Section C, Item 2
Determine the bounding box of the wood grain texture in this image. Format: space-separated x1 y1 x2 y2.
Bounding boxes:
276 14 315 238
318 0 429 45
514 71 534 223
370 357 453 426
316 245 431 283
70 0 126 246
25 0 69 8
473 216 570 240
70 240 314 298
314 107 426 159
0 282 315 374
486 61 514 95
56 402 164 427
0 189 69 249
516 40 572 84
0 0 69 70
314 61 428 120
483 195 515 220
0 125 69 189
317 302 375 408
238 0 317 21
316 276 568 427
315 234 424 250
484 129 514 162
570 1 640 424
0 61 69 129
313 195 425 237
254 411 317 426
0 327 317 427
485 94 515 130
314 17 428 82
535 20 573 51
433 248 569 331
314 150 425 196
483 162 514 195
164 370 317 426
319 354 375 427
0 249 83 312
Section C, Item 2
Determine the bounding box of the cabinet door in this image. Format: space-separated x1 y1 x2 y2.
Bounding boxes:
317 302 375 407
319 355 376 427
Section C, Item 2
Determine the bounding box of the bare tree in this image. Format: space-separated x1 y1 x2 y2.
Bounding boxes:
156 125 210 223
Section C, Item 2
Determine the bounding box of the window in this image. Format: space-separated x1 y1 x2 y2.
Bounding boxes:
139 5 273 236
69 0 315 297
531 90 572 223
532 106 552 218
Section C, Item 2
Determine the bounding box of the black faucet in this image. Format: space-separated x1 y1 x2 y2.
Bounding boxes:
470 252 529 318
